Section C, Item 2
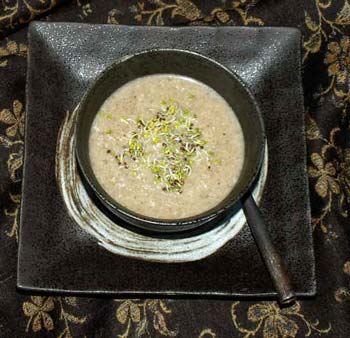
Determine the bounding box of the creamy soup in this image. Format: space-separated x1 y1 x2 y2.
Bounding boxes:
89 74 245 219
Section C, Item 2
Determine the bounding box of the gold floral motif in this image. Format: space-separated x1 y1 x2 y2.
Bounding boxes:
204 8 231 24
57 297 87 338
0 99 24 138
115 299 177 337
7 147 23 182
76 0 92 19
0 39 27 67
337 147 350 216
304 2 350 107
0 134 23 148
344 261 350 275
335 287 350 302
306 113 324 141
336 0 350 25
0 0 57 33
107 8 122 24
308 152 340 198
312 41 350 104
318 36 350 101
311 196 332 233
325 37 350 83
171 0 200 21
305 113 350 232
4 192 21 240
116 300 141 325
133 0 201 25
0 0 20 32
0 99 25 185
64 297 78 306
23 297 55 332
231 0 264 26
20 0 58 23
203 1 263 26
22 297 87 336
335 261 350 302
303 0 350 62
198 328 217 338
231 301 331 337
82 4 92 17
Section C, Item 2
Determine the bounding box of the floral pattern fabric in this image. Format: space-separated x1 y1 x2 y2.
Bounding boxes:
0 0 349 337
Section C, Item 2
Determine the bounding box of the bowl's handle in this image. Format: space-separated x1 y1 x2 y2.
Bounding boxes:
243 194 296 305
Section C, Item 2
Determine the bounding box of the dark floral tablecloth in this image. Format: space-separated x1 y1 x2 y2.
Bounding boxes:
0 0 349 337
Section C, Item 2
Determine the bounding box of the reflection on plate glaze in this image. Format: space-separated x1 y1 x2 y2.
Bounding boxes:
55 108 268 263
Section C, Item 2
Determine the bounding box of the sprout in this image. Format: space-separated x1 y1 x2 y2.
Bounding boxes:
106 100 219 192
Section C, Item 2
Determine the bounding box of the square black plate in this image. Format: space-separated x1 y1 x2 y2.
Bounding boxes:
18 22 315 297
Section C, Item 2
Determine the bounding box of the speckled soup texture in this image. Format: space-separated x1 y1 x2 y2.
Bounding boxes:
89 75 244 219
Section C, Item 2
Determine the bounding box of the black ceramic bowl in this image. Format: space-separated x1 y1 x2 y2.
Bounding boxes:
75 49 265 236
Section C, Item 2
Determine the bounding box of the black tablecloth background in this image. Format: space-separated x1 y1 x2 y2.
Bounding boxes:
0 0 349 337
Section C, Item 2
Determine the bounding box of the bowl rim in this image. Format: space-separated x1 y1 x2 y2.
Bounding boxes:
75 48 266 230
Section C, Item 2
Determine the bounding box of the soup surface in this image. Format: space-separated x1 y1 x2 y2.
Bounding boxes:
89 74 245 219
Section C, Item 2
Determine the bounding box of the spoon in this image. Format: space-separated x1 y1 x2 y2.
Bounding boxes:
243 194 296 305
